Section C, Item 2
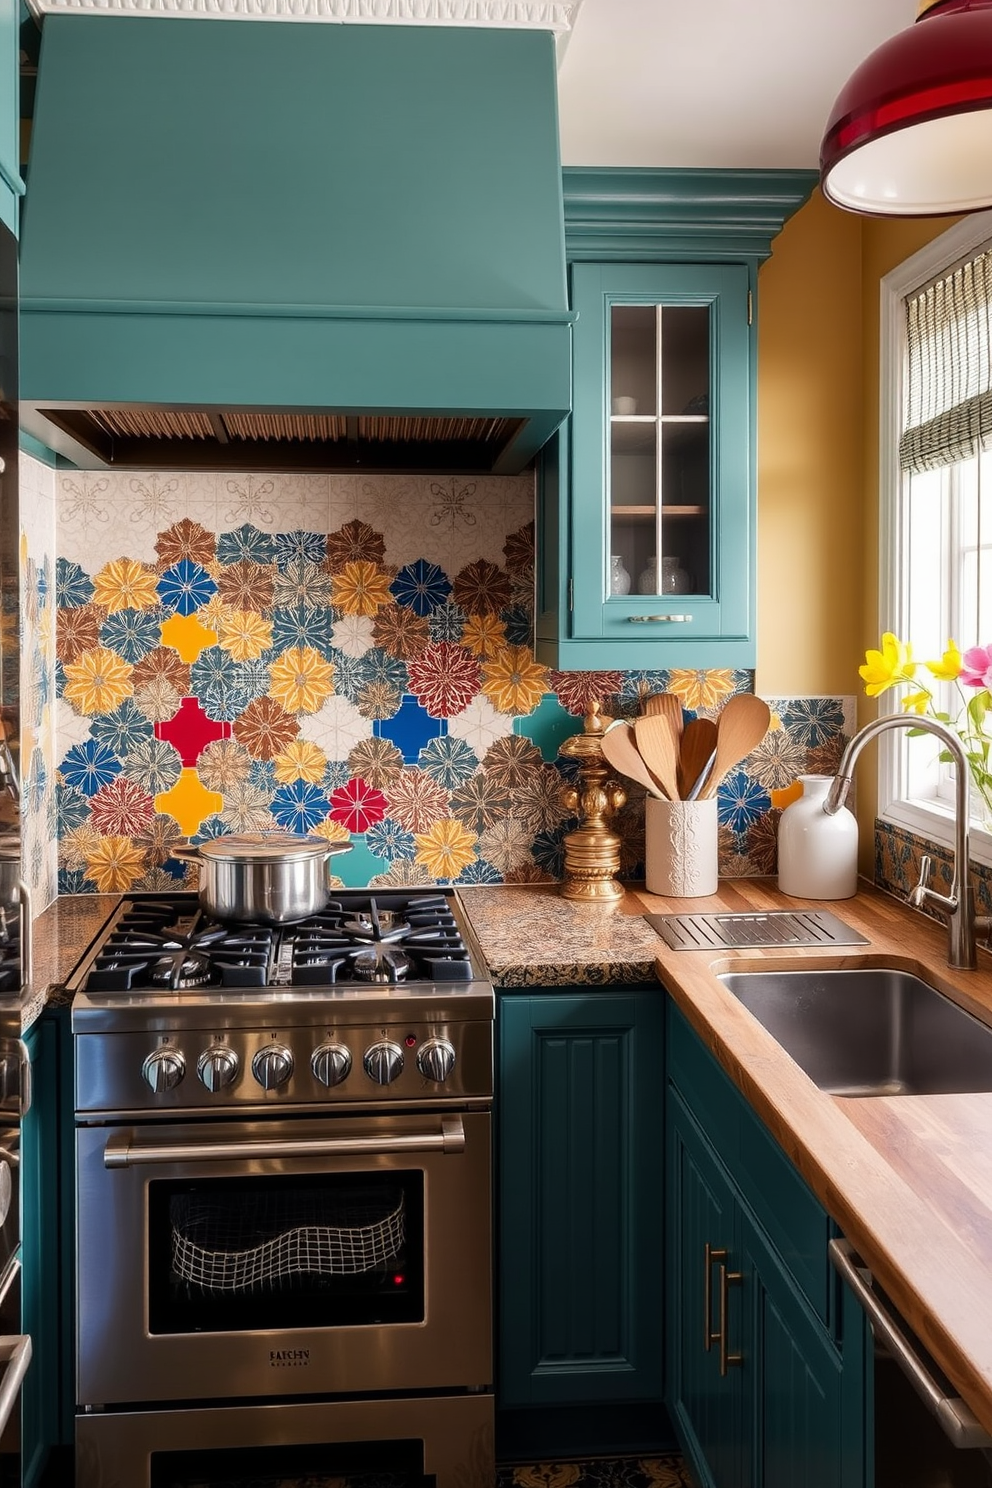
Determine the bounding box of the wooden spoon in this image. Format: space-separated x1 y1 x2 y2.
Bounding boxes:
633 713 680 801
698 694 771 798
677 716 718 800
643 691 684 742
600 720 668 798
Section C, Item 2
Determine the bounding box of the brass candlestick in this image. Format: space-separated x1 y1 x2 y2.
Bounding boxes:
558 701 626 902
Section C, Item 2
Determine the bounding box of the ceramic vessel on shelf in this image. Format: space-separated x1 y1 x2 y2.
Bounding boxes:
610 555 631 595
637 556 691 595
777 774 858 899
612 395 637 415
645 797 718 897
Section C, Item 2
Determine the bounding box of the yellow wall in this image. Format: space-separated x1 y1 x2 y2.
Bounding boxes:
755 189 960 854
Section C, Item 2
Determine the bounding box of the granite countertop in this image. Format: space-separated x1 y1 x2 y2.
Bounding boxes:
21 893 121 1028
458 877 992 1438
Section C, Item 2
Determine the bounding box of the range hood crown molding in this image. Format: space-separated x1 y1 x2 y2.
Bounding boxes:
25 0 583 31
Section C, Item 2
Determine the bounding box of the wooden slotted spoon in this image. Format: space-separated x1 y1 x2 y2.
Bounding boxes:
632 713 680 802
600 720 668 799
697 694 771 798
677 716 718 800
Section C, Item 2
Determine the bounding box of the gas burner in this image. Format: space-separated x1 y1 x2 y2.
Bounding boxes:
149 949 215 990
340 908 411 944
350 944 412 983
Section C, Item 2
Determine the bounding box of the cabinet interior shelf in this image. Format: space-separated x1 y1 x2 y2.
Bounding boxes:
612 504 707 518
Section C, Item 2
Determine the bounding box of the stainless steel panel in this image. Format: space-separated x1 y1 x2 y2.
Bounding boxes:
646 907 869 950
76 1391 494 1488
76 1110 492 1407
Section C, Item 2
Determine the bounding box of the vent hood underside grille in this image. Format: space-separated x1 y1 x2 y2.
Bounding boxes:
37 406 525 473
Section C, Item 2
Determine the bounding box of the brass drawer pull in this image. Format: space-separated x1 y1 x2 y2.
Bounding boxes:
703 1242 724 1351
718 1260 743 1376
628 614 691 624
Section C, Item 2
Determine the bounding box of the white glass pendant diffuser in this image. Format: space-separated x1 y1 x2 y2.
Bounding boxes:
820 0 992 216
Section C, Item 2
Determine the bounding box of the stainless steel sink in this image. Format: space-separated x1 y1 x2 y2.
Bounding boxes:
716 968 992 1096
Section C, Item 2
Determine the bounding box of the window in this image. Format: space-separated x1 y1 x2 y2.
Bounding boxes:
880 211 992 864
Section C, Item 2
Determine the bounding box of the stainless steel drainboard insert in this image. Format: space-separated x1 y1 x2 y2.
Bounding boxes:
644 909 870 951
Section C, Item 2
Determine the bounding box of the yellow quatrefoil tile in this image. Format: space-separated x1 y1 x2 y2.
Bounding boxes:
155 768 223 836
160 612 218 664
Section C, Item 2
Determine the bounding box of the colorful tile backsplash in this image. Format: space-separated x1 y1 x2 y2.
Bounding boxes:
19 460 859 906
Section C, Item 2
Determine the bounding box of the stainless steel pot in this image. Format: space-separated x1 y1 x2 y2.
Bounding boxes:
174 832 353 925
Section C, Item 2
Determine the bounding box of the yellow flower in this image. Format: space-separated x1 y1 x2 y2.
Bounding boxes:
63 646 134 715
859 631 916 696
414 818 478 878
667 668 736 711
272 739 328 784
901 690 931 715
480 645 548 715
269 646 336 715
197 594 235 633
309 818 352 844
217 609 273 662
92 558 160 613
331 560 393 618
925 639 962 682
462 612 507 658
83 835 148 893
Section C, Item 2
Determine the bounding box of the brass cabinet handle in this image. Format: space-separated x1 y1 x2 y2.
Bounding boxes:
718 1260 743 1377
627 614 691 624
703 1242 725 1352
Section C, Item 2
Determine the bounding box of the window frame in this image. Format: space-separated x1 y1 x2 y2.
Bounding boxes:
880 207 992 868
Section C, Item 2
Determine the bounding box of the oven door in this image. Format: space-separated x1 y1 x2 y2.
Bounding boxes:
76 1110 491 1408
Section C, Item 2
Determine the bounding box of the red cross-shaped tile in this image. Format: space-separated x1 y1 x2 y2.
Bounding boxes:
155 697 231 768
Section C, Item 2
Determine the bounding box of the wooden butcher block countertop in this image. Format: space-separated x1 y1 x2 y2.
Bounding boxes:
462 876 992 1436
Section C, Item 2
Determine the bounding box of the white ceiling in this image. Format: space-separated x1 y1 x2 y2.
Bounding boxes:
556 0 915 170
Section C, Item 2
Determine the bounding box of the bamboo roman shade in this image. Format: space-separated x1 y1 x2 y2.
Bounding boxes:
901 248 992 473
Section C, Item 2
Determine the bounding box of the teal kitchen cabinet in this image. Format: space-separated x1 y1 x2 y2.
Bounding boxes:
665 1000 870 1488
0 0 22 236
21 1010 68 1487
535 167 816 672
497 989 666 1452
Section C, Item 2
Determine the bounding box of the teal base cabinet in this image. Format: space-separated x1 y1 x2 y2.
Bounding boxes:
21 1011 68 1487
497 989 670 1455
665 1001 870 1487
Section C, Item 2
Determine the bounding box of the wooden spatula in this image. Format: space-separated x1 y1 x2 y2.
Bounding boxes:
677 716 718 800
643 691 684 743
633 713 680 802
698 694 771 798
600 720 668 798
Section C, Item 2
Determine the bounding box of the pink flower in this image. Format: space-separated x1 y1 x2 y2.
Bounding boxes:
959 645 992 689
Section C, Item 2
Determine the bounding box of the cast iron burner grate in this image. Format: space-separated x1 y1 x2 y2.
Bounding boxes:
82 893 474 992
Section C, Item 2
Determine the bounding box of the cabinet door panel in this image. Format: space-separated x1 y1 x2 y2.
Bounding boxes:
569 261 752 663
498 992 663 1407
666 1090 742 1488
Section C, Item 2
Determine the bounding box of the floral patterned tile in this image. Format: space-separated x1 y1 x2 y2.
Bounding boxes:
42 469 857 895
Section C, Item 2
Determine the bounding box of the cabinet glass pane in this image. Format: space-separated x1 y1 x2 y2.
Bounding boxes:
609 302 711 599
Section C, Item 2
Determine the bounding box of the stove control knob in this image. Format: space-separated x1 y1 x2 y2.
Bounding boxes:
363 1040 404 1086
311 1042 352 1088
197 1044 239 1093
142 1046 186 1094
252 1043 294 1091
416 1037 456 1084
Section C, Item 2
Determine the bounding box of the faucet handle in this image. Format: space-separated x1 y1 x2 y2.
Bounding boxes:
909 854 933 908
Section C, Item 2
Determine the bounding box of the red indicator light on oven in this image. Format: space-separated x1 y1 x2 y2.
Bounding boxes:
393 1273 405 1286
404 1034 417 1047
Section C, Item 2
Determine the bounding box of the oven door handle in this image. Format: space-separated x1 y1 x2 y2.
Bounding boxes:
103 1114 467 1167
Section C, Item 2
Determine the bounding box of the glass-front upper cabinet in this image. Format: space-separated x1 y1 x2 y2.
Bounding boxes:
567 262 754 668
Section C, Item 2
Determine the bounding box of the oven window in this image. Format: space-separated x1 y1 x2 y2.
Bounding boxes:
148 1172 424 1333
151 1439 430 1487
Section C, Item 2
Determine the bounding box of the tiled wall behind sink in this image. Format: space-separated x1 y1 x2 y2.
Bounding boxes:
23 460 857 905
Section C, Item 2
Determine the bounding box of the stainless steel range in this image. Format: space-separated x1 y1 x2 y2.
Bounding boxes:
69 890 495 1488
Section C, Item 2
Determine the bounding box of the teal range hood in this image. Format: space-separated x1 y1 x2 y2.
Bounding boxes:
18 17 573 473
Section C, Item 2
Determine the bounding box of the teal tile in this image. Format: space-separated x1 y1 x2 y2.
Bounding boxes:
333 837 388 889
514 694 578 763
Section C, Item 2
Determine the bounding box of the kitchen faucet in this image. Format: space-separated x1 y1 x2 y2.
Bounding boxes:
824 715 991 970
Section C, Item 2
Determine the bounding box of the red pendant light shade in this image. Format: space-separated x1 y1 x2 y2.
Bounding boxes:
820 0 992 216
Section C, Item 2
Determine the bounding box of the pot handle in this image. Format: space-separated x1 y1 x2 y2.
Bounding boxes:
172 846 200 863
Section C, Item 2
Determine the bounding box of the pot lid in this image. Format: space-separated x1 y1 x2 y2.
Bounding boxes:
196 832 344 864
